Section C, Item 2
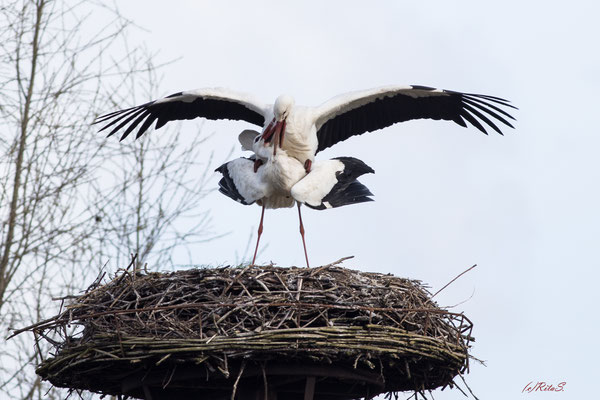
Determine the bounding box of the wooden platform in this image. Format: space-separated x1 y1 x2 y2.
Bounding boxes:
121 362 385 400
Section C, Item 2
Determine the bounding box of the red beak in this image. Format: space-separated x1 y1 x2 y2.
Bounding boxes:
261 119 286 154
279 120 286 149
261 119 276 142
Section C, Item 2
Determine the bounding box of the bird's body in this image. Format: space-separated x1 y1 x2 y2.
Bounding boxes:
218 130 306 209
216 132 373 211
259 154 305 208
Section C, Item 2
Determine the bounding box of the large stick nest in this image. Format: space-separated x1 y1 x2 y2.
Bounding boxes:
25 259 474 399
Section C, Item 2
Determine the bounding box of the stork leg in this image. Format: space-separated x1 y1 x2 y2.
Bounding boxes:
253 159 263 173
304 159 312 173
297 203 310 268
251 204 266 266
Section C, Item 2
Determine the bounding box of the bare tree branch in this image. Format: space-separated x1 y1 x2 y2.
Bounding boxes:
0 1 220 398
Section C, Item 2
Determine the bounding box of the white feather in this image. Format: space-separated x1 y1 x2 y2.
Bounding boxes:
225 143 307 209
291 159 344 207
226 158 270 203
238 129 260 151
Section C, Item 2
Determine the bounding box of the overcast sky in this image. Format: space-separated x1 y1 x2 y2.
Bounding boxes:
108 1 599 398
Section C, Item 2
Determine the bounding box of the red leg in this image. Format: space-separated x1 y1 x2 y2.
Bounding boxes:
253 159 263 173
252 204 266 266
304 159 312 173
297 202 310 268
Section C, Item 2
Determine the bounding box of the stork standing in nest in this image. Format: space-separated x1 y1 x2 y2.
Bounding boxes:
95 85 516 267
216 129 374 268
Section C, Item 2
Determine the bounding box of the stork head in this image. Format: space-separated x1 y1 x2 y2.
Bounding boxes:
252 133 272 160
261 94 294 154
274 94 294 121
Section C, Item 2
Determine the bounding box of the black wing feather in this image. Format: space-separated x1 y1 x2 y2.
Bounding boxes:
460 108 488 135
461 103 502 135
120 110 151 141
462 95 515 126
106 109 144 138
95 92 266 140
315 86 516 153
98 106 143 133
136 114 158 139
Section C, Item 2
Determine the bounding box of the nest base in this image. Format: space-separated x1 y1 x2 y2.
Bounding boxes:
121 361 384 400
26 262 474 399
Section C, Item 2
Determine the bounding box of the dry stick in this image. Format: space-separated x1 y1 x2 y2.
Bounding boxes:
296 277 303 301
231 360 246 400
113 254 138 288
453 380 469 398
11 302 472 337
33 331 43 362
162 365 177 389
222 264 253 296
458 373 480 400
309 256 354 277
431 265 477 299
446 288 476 309
261 363 268 400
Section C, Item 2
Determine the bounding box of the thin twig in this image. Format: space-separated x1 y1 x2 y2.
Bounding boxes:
432 265 477 299
231 360 246 400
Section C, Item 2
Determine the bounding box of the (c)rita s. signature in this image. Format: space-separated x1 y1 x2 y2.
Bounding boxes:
522 381 566 393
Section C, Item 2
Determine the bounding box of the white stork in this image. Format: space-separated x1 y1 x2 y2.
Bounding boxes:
94 85 516 172
216 130 374 267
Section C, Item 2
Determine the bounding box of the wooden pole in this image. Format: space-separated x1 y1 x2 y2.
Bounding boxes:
304 377 316 400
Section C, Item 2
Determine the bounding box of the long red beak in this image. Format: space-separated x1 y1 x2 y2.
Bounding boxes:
261 119 276 142
278 120 286 149
261 119 286 154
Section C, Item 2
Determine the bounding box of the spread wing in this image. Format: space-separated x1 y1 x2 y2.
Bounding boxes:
313 85 516 153
94 88 270 141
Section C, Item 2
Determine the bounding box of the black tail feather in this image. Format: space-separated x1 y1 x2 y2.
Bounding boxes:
333 157 375 179
307 180 374 210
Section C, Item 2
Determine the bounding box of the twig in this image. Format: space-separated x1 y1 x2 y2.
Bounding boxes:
231 360 246 400
261 363 268 400
432 265 477 299
309 256 354 277
458 373 480 400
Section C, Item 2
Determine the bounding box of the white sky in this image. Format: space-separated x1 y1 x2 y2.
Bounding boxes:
106 1 600 398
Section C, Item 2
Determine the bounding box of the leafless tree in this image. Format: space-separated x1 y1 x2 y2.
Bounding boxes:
0 1 217 398
88 64 223 269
